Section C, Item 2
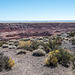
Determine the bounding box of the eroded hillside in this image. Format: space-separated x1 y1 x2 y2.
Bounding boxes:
0 23 75 40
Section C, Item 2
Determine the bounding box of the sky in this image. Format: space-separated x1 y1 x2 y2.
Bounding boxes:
0 0 75 21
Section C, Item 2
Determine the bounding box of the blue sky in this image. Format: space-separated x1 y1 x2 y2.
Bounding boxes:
0 0 75 21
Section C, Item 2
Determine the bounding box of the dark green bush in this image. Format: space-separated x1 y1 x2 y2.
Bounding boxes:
71 55 75 69
72 62 75 69
57 49 73 67
0 53 9 71
44 48 74 67
41 42 51 53
48 40 60 50
60 52 72 66
0 52 15 72
71 38 75 45
69 31 75 37
29 40 39 51
40 40 60 53
55 37 62 45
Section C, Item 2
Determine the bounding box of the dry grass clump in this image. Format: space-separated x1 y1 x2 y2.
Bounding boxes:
8 45 16 49
16 50 26 55
2 44 8 48
32 49 46 56
18 41 32 50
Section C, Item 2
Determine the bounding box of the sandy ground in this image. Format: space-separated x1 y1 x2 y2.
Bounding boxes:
0 48 75 75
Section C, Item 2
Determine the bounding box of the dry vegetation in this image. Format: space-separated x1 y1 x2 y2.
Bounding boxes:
0 31 75 75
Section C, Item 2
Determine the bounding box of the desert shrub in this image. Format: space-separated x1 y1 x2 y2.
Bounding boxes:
57 49 73 67
8 45 16 49
44 49 73 67
40 40 60 53
48 40 60 51
14 43 19 47
63 46 67 49
0 55 9 71
48 40 56 50
7 58 15 68
55 37 61 40
55 37 62 45
8 40 19 46
41 42 51 53
18 41 32 50
50 56 58 66
71 38 75 45
29 40 39 51
60 52 72 66
2 44 8 48
8 42 14 45
13 40 19 44
13 40 20 47
38 45 44 50
71 55 75 69
69 31 75 37
56 40 62 45
32 49 46 56
44 50 59 66
44 57 50 65
0 53 15 71
66 49 73 54
9 40 14 42
0 41 7 47
56 34 61 37
16 50 26 55
72 63 75 69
